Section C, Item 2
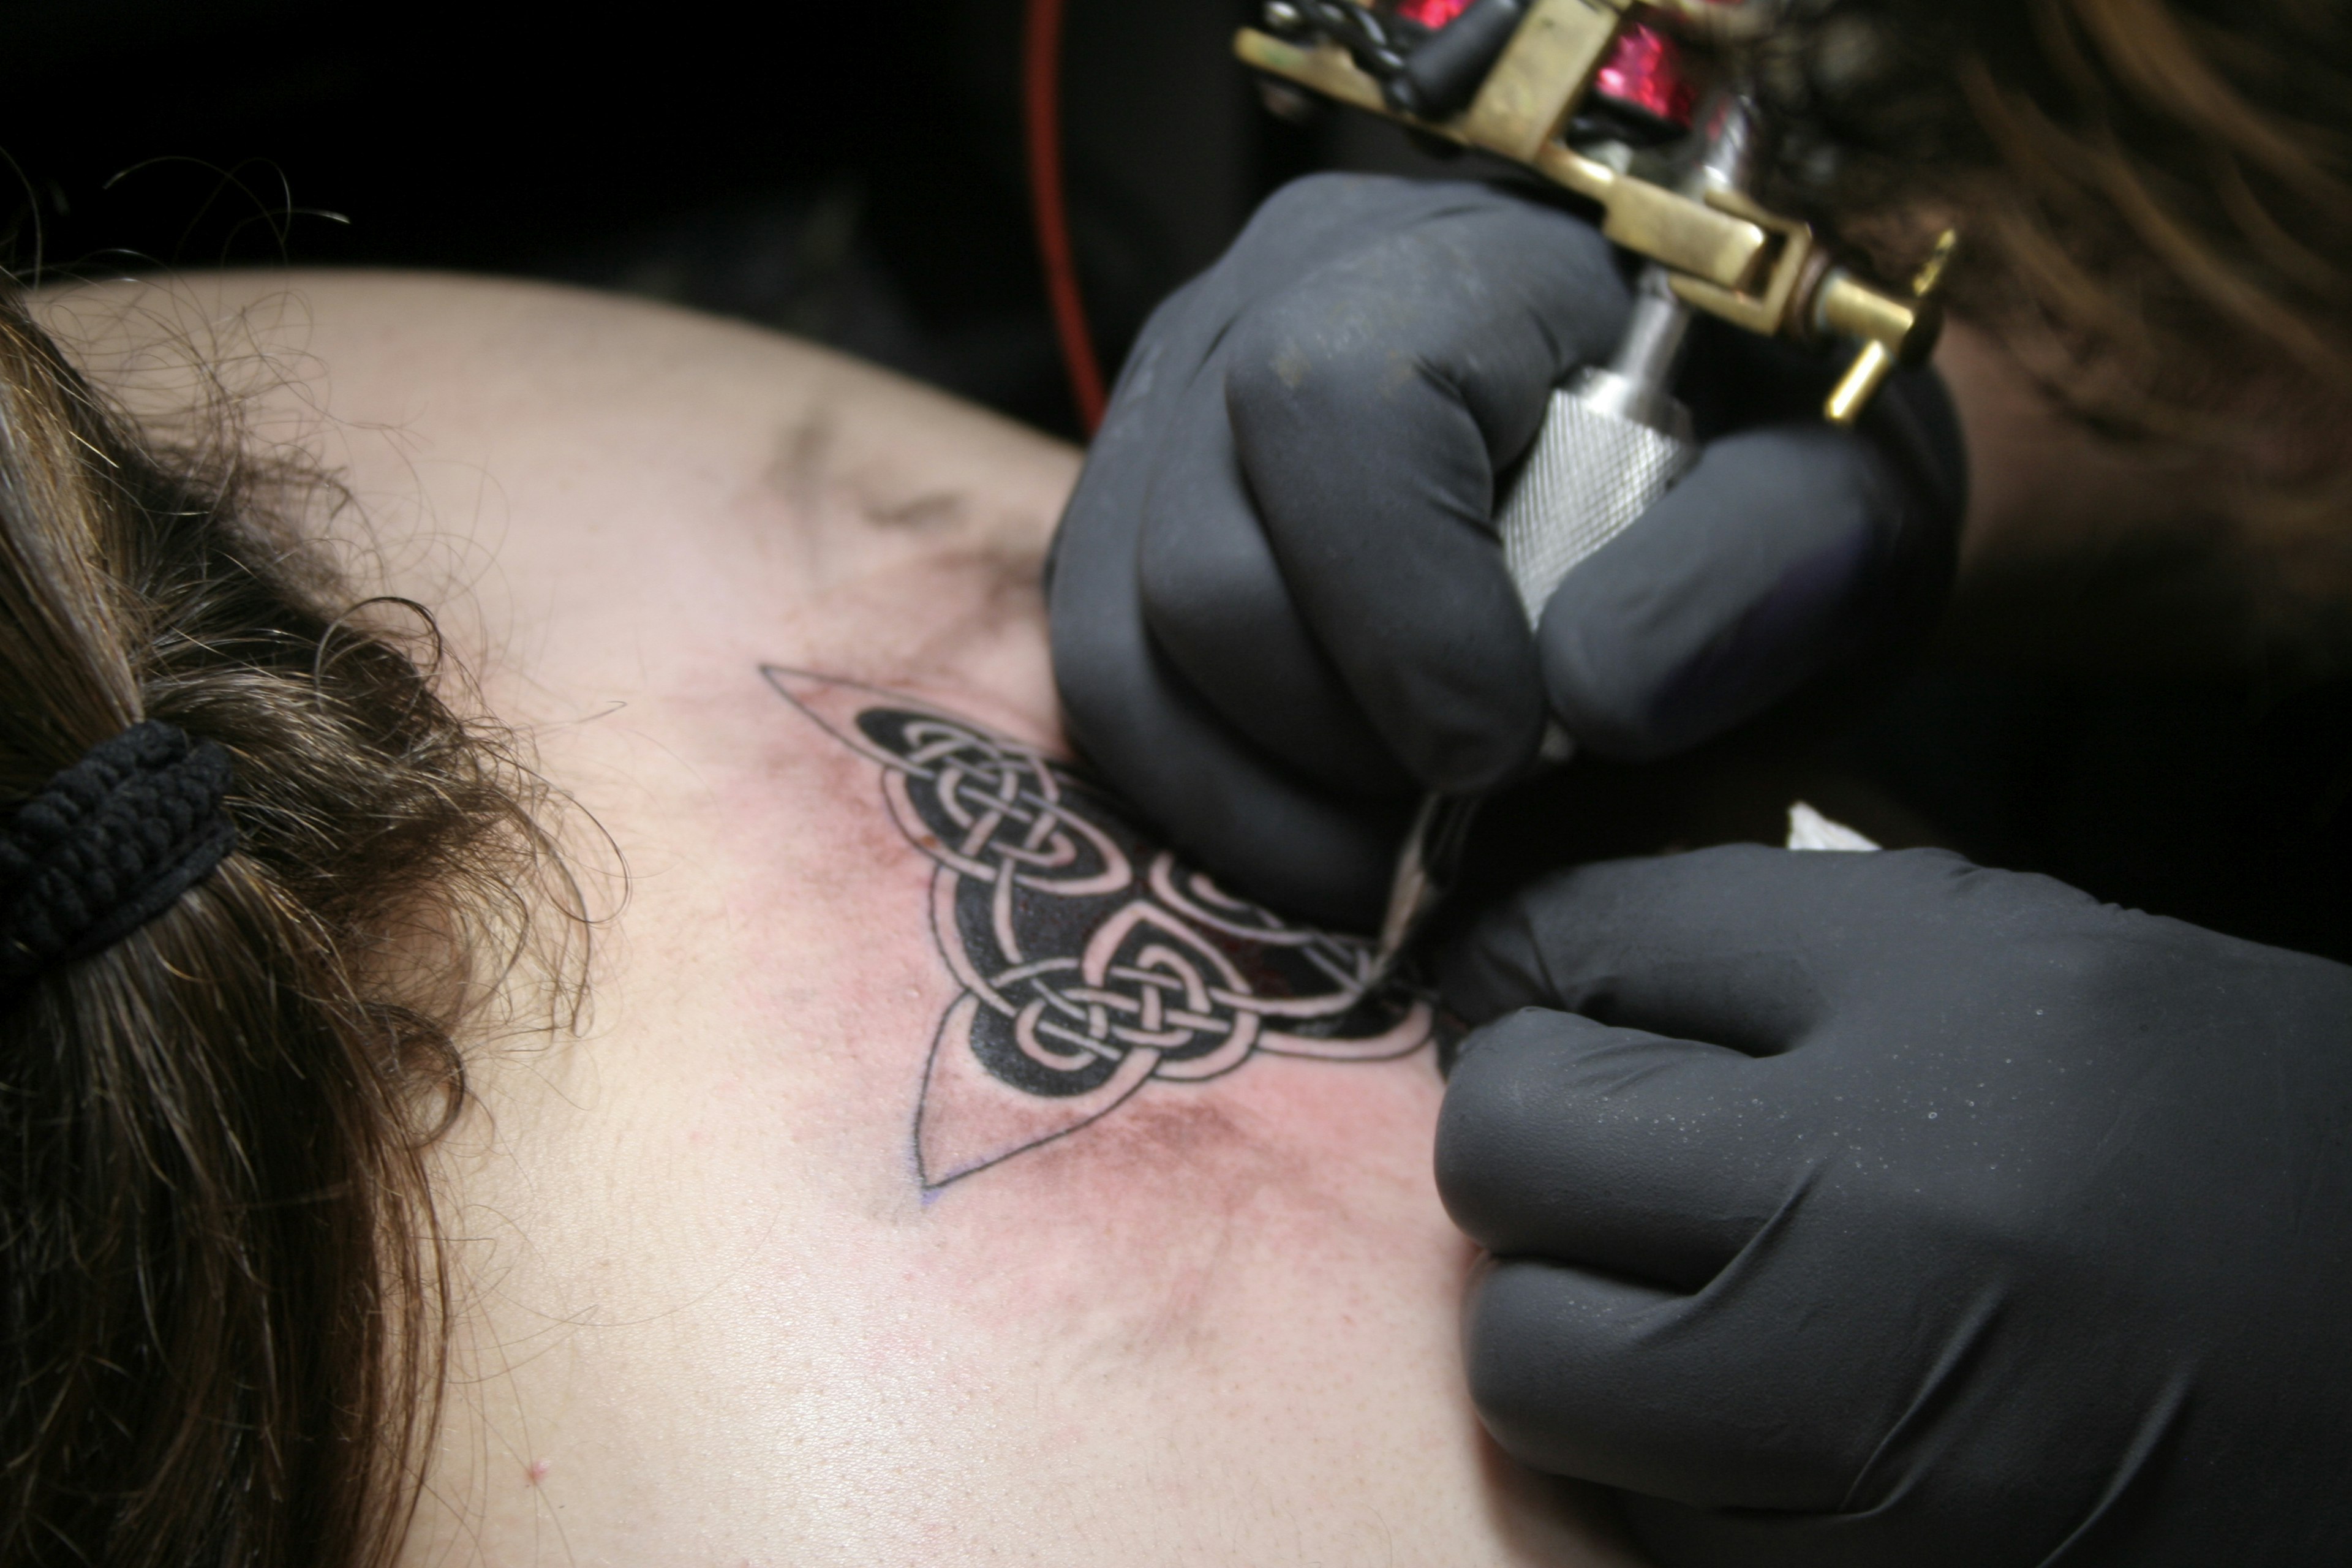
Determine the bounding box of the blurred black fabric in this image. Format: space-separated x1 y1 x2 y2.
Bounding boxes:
4 0 2345 960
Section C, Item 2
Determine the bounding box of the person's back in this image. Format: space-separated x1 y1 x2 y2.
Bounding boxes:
33 273 1634 1566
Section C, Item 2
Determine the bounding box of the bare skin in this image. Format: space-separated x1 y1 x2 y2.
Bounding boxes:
42 273 1644 1568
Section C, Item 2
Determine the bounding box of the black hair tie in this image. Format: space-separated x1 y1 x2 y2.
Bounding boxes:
0 721 238 998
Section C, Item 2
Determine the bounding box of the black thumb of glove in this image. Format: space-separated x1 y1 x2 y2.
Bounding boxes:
1539 345 1965 763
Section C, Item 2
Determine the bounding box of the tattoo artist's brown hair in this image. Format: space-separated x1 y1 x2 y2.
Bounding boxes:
1773 0 2351 492
0 287 574 1565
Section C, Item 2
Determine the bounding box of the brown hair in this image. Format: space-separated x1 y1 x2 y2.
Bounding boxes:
0 288 573 1565
1768 0 2352 488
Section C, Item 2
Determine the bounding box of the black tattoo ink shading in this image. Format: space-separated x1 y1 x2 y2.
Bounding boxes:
763 668 1434 1190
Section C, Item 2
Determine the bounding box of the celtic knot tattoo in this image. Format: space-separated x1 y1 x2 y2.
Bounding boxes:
765 668 1434 1189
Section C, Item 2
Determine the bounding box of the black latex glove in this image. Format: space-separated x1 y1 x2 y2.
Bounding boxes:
1437 844 2352 1567
1047 173 1966 929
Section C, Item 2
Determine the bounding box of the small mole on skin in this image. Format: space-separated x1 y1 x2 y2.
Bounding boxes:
526 1458 552 1487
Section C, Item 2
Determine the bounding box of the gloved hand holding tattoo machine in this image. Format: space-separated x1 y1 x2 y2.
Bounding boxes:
1050 0 1964 938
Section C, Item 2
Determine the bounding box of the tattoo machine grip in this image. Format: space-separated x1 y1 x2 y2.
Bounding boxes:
1376 266 1700 965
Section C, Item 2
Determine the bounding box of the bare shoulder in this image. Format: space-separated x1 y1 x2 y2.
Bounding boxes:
31 272 1637 1566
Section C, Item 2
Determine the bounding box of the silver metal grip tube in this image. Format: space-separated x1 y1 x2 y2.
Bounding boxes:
1501 378 1698 622
1500 267 1700 626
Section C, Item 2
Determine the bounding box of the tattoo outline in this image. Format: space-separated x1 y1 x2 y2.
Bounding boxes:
763 668 1433 1189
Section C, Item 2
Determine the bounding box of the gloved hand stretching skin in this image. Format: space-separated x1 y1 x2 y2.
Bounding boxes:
1437 845 2352 1567
1047 173 1966 930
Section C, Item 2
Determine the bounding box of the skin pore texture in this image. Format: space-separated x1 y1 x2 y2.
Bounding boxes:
38 274 1642 1567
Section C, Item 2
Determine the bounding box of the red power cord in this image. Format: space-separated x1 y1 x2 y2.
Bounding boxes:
1023 0 1108 434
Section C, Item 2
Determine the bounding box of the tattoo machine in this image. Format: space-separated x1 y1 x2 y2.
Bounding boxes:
1234 0 1954 965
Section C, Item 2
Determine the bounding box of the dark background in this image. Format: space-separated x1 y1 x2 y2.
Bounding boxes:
0 0 1441 437
5 0 2346 959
